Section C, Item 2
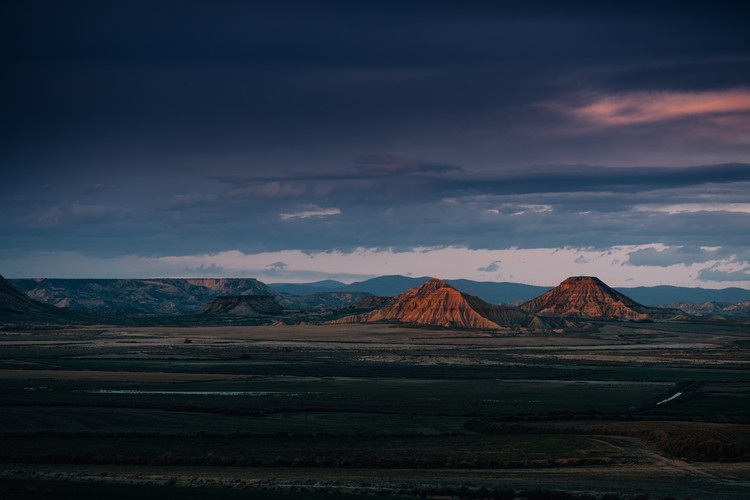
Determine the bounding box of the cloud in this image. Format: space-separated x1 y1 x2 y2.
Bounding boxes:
355 153 462 174
30 205 132 228
4 162 749 271
168 194 216 210
626 245 726 267
697 266 750 282
267 261 287 271
182 264 224 275
70 204 133 221
568 90 750 126
633 203 750 214
84 183 118 195
279 206 341 220
36 207 63 228
486 204 553 216
5 245 748 288
478 260 501 272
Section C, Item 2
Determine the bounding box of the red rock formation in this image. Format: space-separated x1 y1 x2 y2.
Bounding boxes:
332 278 541 330
520 276 677 320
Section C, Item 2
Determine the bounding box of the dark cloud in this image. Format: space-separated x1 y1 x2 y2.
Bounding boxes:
182 264 224 275
478 261 502 272
267 262 288 274
626 246 727 267
83 183 119 195
697 266 750 282
354 153 462 174
1 2 749 279
2 162 749 258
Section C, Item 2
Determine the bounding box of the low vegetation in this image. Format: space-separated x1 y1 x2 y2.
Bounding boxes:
1 322 748 499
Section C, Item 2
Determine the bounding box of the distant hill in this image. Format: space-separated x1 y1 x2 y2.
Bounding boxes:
271 275 549 303
521 276 680 321
199 295 284 316
270 276 750 306
661 300 750 320
616 285 750 305
281 291 372 311
11 278 277 315
269 280 347 295
332 278 556 330
9 275 750 319
342 275 434 297
9 278 365 315
0 275 92 324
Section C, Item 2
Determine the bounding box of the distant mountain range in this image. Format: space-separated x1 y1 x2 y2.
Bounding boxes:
658 301 750 320
4 275 750 322
9 278 370 316
2 273 747 327
271 275 750 306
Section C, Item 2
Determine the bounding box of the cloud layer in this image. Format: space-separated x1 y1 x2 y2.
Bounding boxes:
1 2 749 287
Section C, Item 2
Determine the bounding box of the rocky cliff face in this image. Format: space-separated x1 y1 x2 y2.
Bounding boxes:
11 278 281 315
0 274 91 323
520 276 678 320
10 278 370 315
331 278 545 330
199 295 284 316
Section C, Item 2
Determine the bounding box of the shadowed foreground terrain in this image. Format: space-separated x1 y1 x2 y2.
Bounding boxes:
1 321 749 499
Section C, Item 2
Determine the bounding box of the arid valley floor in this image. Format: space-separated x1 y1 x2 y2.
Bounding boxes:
1 320 749 499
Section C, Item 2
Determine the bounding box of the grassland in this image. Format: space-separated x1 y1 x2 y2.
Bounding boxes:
1 321 749 499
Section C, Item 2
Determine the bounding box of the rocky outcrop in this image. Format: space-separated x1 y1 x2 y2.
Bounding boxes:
11 278 280 315
10 278 376 315
199 295 284 316
331 278 546 330
520 276 679 320
662 300 750 320
0 274 92 323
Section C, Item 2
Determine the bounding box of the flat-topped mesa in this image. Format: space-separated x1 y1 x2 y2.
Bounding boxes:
560 276 606 286
398 277 450 298
331 277 547 330
521 276 677 321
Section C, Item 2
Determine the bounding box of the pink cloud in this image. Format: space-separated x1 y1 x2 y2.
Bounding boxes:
570 89 750 125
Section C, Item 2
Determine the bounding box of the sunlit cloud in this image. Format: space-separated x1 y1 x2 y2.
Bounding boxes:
487 204 553 216
569 89 750 126
279 206 341 220
634 203 750 214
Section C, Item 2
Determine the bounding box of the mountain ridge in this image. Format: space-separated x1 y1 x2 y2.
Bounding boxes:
9 278 368 315
269 276 750 305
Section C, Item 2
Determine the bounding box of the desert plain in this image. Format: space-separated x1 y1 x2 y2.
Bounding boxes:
1 320 748 499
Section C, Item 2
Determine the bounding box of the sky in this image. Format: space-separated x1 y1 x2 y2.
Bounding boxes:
1 1 750 288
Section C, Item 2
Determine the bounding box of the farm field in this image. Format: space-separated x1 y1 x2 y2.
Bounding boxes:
1 322 749 499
